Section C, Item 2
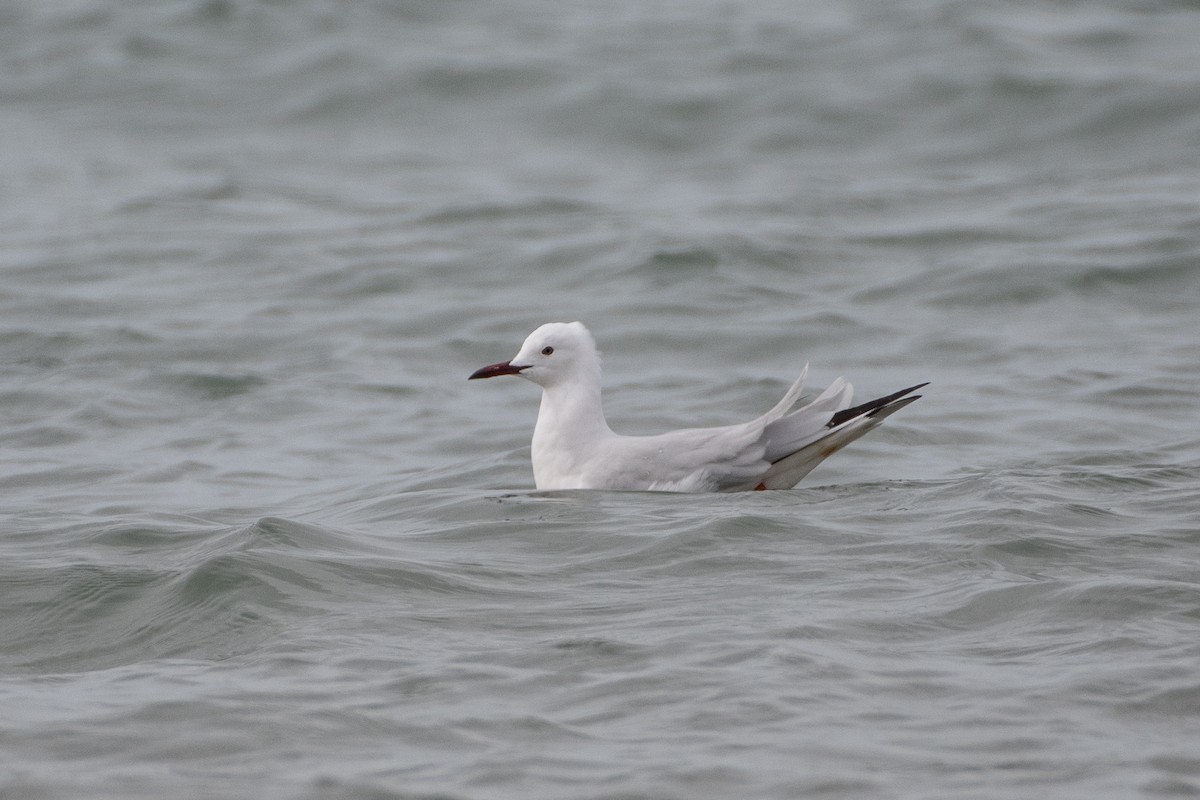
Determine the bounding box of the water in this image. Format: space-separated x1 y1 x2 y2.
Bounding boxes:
2 0 1199 797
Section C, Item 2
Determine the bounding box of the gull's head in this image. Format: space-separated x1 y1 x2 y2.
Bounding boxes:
469 321 600 389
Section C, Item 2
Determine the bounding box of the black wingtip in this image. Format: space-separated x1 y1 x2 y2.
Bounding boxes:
825 382 929 429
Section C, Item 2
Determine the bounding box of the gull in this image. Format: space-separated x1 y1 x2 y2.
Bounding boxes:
469 322 925 492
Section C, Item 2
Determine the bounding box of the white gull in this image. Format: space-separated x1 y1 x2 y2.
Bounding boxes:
469 321 925 492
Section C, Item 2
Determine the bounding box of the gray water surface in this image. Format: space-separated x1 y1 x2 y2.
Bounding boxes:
2 1 1199 798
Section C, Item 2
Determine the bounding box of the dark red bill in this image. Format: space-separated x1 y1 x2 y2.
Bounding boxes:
468 360 527 380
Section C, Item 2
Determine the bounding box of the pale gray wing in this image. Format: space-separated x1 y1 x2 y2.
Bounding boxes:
761 378 855 463
646 366 821 492
758 383 928 489
590 421 772 492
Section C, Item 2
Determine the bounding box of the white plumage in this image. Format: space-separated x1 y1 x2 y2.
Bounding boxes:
470 322 925 492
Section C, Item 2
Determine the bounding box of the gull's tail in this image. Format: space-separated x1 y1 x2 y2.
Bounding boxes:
752 382 927 490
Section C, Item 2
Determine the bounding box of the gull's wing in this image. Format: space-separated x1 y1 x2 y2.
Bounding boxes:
753 382 927 490
586 368 813 492
610 421 772 492
580 372 924 493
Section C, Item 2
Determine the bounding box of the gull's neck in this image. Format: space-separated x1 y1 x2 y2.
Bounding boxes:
530 366 613 488
534 370 613 443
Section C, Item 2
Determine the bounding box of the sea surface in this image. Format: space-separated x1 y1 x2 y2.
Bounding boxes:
3 1 1200 798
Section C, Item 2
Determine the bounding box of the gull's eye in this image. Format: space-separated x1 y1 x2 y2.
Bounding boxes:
541 346 554 355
